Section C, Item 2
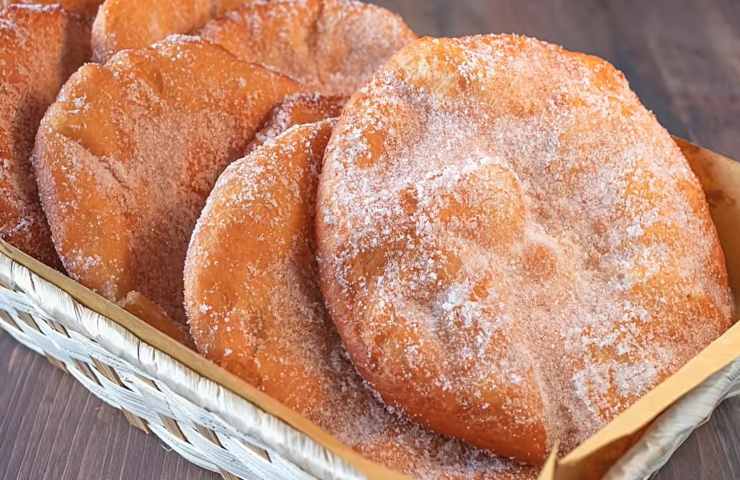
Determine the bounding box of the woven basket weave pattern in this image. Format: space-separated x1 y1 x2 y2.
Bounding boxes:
0 250 364 480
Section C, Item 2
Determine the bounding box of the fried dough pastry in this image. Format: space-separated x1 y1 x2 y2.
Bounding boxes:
119 291 195 348
33 35 300 327
91 0 248 62
316 35 735 463
246 92 345 154
199 0 417 95
2 0 102 16
185 120 537 480
0 5 90 267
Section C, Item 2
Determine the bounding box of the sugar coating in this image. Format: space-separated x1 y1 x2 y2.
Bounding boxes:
186 120 537 479
199 0 417 95
0 4 89 268
2 0 102 16
316 35 735 461
247 92 346 154
91 0 250 62
33 35 300 322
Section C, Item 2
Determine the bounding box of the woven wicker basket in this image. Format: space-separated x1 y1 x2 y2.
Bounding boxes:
0 241 372 480
1 138 740 480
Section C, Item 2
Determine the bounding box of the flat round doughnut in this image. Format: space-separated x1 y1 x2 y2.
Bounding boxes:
317 35 735 463
246 92 345 154
0 5 90 267
184 120 537 480
199 0 417 95
91 0 249 62
33 35 301 325
2 0 102 16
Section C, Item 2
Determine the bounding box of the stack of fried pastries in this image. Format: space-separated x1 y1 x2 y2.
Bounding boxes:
1 1 734 478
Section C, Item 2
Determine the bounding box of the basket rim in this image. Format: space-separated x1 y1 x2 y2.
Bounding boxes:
0 238 405 480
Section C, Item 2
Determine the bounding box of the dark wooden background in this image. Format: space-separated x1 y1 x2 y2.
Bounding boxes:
2 0 740 479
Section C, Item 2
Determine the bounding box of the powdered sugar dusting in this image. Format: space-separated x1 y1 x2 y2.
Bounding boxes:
317 35 735 458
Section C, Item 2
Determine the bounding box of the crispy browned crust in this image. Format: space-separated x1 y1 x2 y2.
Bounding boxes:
0 5 90 268
33 36 300 324
199 0 417 95
316 35 735 463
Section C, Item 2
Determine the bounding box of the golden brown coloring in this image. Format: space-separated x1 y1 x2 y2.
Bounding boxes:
2 0 102 16
91 0 248 62
0 4 90 267
185 120 537 480
120 291 195 348
199 0 417 95
33 35 301 328
316 35 735 463
246 92 345 154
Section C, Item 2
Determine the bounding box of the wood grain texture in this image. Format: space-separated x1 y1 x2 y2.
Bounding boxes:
0 330 215 480
2 1 739 479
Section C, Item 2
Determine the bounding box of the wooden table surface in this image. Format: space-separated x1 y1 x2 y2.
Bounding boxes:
2 0 740 479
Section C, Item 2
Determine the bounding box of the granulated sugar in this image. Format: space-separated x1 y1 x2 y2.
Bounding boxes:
317 34 734 457
33 36 300 321
186 121 537 479
1 4 89 268
199 0 417 95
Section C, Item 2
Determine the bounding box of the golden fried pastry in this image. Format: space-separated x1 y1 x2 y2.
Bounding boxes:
199 0 417 95
91 0 248 62
33 35 300 329
0 5 90 268
2 0 102 16
185 120 537 480
316 35 735 463
246 92 345 154
119 291 195 348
